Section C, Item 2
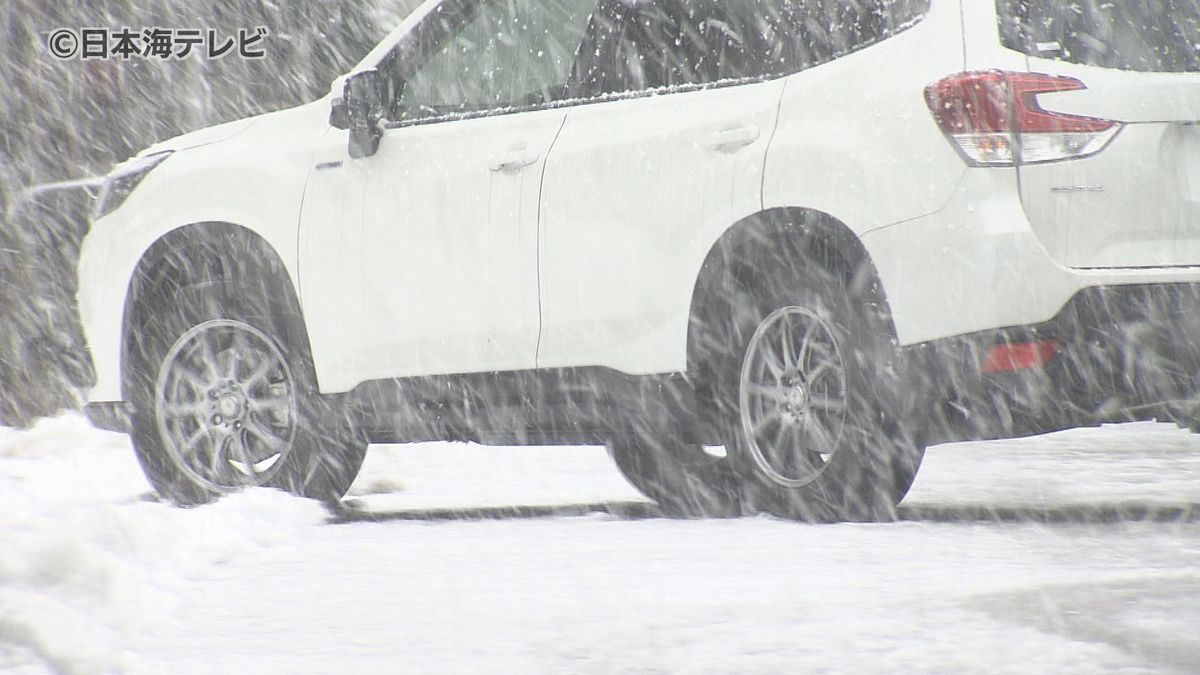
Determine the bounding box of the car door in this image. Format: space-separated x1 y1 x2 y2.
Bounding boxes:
300 0 596 390
536 0 786 374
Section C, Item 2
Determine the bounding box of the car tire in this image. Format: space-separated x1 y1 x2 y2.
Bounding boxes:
126 279 366 506
711 243 924 522
607 436 742 518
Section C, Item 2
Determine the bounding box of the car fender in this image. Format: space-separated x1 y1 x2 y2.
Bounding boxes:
79 100 331 403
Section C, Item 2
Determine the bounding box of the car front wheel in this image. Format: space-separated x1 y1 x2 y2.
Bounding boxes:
127 280 366 505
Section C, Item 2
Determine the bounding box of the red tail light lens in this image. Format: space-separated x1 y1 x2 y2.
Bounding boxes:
981 339 1062 374
924 71 1121 166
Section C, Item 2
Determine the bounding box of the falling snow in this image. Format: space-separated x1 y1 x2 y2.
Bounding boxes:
3 1 1200 672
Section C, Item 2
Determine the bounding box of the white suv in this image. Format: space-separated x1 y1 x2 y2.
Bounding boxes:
79 0 1200 519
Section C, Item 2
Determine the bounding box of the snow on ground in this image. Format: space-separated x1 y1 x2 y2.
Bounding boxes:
1 415 1198 674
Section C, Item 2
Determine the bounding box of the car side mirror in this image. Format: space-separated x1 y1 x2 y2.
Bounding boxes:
329 97 350 130
341 69 385 158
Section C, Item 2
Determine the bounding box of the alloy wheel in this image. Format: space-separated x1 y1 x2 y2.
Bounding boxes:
738 306 849 488
154 319 299 492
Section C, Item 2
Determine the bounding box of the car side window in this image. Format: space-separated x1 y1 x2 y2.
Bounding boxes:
392 0 597 121
569 0 720 97
569 0 930 99
778 0 931 70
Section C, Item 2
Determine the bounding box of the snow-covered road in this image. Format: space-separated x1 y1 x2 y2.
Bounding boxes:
2 416 1197 674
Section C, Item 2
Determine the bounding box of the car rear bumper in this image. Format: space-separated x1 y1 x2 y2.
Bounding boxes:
904 283 1200 446
862 168 1200 350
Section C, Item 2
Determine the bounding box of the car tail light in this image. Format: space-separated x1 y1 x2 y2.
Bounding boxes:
924 71 1121 166
981 339 1062 374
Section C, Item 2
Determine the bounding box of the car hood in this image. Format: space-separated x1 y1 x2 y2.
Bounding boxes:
140 117 260 156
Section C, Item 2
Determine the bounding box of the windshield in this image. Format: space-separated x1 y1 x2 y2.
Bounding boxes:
997 0 1200 73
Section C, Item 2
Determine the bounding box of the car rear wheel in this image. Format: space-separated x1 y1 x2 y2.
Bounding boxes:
713 247 924 522
127 280 366 505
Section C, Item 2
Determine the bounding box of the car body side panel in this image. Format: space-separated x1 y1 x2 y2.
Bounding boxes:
537 79 785 374
762 0 966 239
77 101 330 403
296 126 366 394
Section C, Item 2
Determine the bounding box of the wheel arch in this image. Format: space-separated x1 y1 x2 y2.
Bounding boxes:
120 221 312 400
686 207 897 377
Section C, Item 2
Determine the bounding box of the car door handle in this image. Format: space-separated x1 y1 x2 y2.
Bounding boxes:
707 124 760 152
488 147 540 172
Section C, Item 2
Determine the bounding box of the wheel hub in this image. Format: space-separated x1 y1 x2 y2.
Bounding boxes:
780 373 810 424
212 383 246 424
